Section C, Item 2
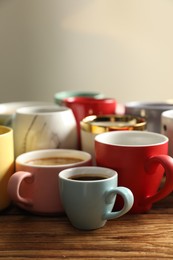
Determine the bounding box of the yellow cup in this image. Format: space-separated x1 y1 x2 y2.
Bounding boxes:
0 126 14 210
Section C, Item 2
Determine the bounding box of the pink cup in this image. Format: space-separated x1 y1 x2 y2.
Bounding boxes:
7 149 92 215
63 97 117 148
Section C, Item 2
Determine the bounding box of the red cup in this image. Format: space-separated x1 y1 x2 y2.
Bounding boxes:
95 130 173 213
63 97 116 149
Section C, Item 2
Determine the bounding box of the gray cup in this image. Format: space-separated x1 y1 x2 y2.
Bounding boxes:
125 101 173 133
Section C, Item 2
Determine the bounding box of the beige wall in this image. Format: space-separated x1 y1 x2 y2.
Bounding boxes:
0 0 173 104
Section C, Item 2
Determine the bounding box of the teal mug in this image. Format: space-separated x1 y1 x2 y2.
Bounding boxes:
59 166 134 230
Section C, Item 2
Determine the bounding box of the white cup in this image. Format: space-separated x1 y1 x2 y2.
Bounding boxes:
13 105 78 157
0 101 54 127
161 109 173 157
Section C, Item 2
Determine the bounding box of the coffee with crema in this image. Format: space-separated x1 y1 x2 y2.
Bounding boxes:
26 157 83 166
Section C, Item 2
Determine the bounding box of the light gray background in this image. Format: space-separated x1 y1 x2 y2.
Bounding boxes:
0 0 173 104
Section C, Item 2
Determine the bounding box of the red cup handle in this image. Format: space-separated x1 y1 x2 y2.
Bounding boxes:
144 155 173 204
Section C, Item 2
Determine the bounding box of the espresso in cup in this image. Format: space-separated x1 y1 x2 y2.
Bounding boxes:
69 174 108 181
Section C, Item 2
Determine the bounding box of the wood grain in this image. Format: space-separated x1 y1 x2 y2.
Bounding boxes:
0 194 173 259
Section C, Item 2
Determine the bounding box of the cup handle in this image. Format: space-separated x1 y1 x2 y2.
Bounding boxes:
144 155 173 204
103 187 134 220
7 171 33 206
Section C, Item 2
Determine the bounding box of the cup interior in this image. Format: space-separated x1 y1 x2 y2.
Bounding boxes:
95 131 168 146
54 91 104 104
64 97 116 105
0 126 12 135
0 102 54 115
59 166 116 181
16 105 70 115
125 101 173 111
162 109 173 119
80 114 146 133
16 149 92 168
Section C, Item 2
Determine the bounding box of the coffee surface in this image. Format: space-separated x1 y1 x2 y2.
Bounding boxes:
27 157 83 166
69 174 108 181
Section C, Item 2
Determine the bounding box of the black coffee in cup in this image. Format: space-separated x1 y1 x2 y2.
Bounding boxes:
69 174 108 181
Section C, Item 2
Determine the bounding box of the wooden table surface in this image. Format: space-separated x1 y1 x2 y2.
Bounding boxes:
1 193 173 260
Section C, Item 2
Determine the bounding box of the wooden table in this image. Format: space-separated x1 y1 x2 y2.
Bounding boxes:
1 193 173 260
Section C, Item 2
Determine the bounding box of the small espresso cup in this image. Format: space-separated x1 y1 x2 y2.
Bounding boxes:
80 114 146 163
59 166 134 230
95 131 173 213
161 110 173 157
7 149 92 215
0 126 14 210
13 105 78 157
54 90 104 106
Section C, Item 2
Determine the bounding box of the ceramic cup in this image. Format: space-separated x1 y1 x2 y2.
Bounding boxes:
63 97 116 149
95 131 173 213
7 149 92 215
161 110 173 157
125 101 173 133
12 105 78 157
80 114 146 164
0 126 14 210
54 90 104 106
59 166 134 230
0 101 54 127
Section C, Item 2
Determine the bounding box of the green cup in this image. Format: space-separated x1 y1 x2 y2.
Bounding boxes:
54 91 105 106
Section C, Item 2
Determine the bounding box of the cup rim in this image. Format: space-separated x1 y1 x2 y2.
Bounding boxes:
16 149 92 168
0 125 13 135
54 91 104 100
0 101 54 114
64 97 116 104
95 130 168 147
59 166 117 182
15 105 71 115
125 101 173 110
80 114 146 133
161 109 173 118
